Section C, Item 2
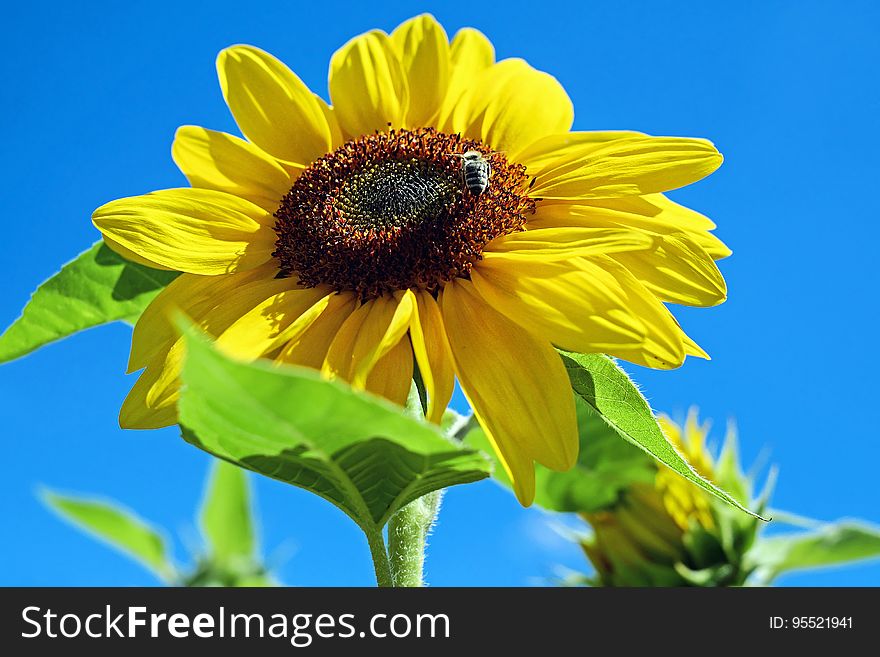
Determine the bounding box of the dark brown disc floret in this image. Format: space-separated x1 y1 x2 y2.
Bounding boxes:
273 127 535 299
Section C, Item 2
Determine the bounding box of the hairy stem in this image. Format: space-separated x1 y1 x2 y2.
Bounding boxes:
387 490 443 587
384 375 445 586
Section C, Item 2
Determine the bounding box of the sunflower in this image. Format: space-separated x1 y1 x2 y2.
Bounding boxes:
92 14 730 505
580 411 748 586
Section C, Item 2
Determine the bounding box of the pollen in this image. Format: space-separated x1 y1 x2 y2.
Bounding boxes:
273 127 534 298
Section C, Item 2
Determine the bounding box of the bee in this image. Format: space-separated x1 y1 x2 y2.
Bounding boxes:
454 150 492 195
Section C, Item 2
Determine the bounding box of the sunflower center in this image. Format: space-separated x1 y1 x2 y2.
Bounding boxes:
273 127 534 298
336 159 459 230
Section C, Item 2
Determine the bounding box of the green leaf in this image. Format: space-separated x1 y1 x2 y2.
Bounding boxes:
177 325 491 534
41 489 174 581
560 351 767 520
465 397 656 513
0 241 178 364
749 520 880 584
199 460 256 565
763 509 824 530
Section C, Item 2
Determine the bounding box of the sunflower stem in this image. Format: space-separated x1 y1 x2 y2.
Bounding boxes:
388 490 443 587
386 378 445 586
365 527 393 588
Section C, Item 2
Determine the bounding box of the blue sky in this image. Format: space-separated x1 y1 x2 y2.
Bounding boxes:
2 0 879 586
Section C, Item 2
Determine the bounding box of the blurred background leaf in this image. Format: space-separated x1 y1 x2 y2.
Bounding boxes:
41 459 278 587
749 521 880 585
200 460 256 567
41 489 175 582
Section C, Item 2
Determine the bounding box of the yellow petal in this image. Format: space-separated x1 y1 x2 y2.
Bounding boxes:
146 279 302 420
196 277 317 342
92 188 276 275
171 126 291 211
143 340 187 412
451 59 525 139
322 294 413 388
321 301 369 378
120 344 179 430
122 273 299 429
277 293 359 369
472 253 689 368
129 275 207 373
217 45 334 165
484 226 654 260
548 194 731 255
364 337 414 408
129 267 273 372
482 65 574 158
436 27 494 130
644 194 731 259
215 285 331 360
683 334 710 360
587 257 689 369
350 293 414 387
691 229 730 261
329 30 409 137
612 233 727 307
408 289 455 424
530 136 723 199
642 194 715 229
453 58 573 157
517 131 644 173
103 236 175 271
155 278 303 390
313 94 345 151
469 254 646 355
390 14 450 127
441 278 577 505
541 194 717 229
530 197 731 262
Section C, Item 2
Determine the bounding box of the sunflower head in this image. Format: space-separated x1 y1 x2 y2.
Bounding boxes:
91 14 730 505
579 409 765 586
655 411 717 531
273 127 533 299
